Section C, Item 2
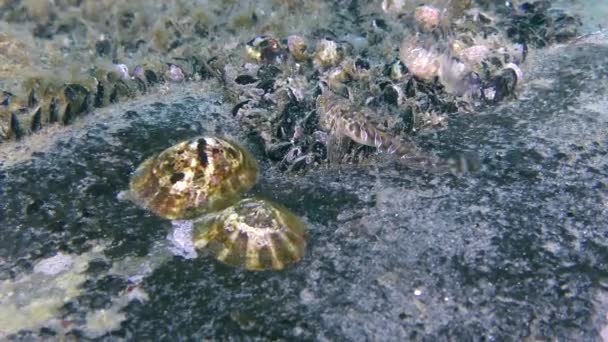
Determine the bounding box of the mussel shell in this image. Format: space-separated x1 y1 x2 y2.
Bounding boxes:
128 137 258 220
49 97 59 123
192 198 307 271
382 84 402 106
483 67 518 104
30 107 42 132
144 69 159 84
10 112 24 140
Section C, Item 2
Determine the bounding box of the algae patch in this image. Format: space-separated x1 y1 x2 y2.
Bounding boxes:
0 247 102 336
0 242 160 338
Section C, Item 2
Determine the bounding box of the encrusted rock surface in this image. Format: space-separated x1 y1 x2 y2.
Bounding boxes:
1 0 607 340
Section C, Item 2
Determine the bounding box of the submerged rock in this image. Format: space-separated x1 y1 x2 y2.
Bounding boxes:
0 1 607 341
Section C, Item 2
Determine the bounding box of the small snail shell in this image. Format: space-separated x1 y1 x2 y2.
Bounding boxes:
192 198 308 271
164 64 185 83
128 137 258 220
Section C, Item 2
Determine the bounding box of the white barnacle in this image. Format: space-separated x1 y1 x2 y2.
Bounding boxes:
166 64 185 83
314 38 342 69
114 64 129 81
400 40 441 81
415 5 442 32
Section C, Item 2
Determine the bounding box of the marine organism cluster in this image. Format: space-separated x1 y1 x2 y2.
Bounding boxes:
126 136 308 271
0 0 583 174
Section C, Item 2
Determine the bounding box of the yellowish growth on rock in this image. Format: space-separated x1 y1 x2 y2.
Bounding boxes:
0 249 99 336
85 308 127 337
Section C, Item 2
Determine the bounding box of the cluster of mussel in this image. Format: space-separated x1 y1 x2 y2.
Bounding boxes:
230 34 457 171
1 0 582 174
226 0 581 172
126 136 307 271
0 55 210 142
499 0 583 47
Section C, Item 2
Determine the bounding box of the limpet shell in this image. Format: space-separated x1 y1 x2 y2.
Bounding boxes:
128 136 258 220
192 198 308 271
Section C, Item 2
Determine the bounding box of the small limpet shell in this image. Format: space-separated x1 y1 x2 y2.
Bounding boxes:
192 198 308 271
128 137 258 220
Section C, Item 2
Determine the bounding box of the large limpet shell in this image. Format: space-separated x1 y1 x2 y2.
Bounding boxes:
128 137 258 220
192 198 308 271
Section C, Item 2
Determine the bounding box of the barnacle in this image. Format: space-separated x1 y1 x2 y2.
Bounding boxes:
0 54 210 143
0 0 571 150
399 40 441 81
314 38 343 69
127 137 258 220
287 35 309 62
0 77 95 139
287 35 310 62
414 5 443 33
192 198 307 271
